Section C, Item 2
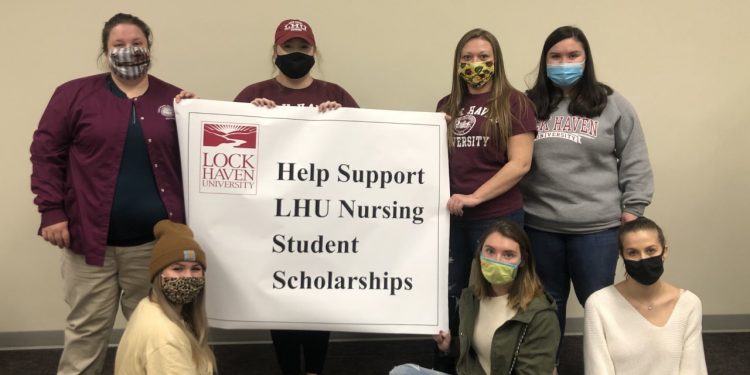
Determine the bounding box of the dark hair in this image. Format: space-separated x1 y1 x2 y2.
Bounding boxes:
439 28 533 153
526 26 612 120
100 13 152 55
469 219 544 310
618 217 666 253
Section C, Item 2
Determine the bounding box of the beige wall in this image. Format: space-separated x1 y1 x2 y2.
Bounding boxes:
2 0 748 334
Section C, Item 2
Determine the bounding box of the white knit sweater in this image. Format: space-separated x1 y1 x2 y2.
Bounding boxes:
583 285 707 375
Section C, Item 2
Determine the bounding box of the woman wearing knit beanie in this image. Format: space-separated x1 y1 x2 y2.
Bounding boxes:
115 220 216 375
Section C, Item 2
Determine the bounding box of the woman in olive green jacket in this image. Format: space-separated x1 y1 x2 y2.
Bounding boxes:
391 219 560 375
455 285 558 374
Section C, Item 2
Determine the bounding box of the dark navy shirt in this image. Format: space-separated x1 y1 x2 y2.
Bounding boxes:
106 76 168 246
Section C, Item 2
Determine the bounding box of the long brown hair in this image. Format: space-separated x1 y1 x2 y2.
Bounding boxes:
439 28 532 152
470 219 544 310
526 26 612 120
151 274 216 372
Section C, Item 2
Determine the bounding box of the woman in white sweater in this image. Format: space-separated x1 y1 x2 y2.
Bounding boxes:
584 217 707 374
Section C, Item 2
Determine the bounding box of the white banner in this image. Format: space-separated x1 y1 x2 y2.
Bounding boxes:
175 99 449 334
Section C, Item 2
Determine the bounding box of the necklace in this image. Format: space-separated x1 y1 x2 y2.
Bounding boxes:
627 297 655 311
624 279 662 311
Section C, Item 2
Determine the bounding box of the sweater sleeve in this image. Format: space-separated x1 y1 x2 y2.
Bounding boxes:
583 295 616 375
30 86 74 229
146 342 200 375
612 93 654 216
513 309 560 375
680 295 708 374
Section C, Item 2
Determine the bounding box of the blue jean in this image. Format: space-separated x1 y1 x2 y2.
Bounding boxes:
525 226 619 335
448 209 524 335
390 364 449 375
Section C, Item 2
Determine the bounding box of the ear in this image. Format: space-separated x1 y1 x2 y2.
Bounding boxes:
662 246 669 262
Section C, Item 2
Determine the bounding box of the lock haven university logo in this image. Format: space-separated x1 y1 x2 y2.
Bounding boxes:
200 122 258 195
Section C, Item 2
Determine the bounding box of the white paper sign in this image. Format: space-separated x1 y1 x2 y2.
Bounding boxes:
175 99 449 334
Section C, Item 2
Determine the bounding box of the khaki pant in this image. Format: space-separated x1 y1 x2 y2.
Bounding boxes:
57 242 153 375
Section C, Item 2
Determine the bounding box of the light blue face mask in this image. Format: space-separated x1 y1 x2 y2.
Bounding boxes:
546 62 584 87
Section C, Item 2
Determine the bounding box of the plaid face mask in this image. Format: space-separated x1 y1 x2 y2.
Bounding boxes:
458 60 495 89
108 47 151 81
161 276 205 305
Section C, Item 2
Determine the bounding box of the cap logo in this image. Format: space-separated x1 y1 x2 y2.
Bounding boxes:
182 250 197 261
284 21 307 32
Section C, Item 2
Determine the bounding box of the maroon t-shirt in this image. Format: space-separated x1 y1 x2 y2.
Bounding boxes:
437 91 535 220
234 78 358 108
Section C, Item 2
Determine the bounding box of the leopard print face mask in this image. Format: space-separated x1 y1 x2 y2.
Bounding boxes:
161 276 205 305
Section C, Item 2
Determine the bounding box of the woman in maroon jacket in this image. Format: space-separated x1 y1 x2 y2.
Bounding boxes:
30 13 194 374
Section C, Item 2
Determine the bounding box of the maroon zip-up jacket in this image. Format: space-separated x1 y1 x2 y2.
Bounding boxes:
30 73 185 266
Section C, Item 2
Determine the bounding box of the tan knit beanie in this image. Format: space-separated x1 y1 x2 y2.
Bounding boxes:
149 220 206 281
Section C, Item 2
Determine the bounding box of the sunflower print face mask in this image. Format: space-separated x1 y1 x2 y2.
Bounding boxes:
458 60 495 89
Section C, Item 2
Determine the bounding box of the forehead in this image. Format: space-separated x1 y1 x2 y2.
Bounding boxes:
108 24 147 42
169 261 202 268
483 232 520 251
461 37 493 53
622 229 660 247
548 37 584 54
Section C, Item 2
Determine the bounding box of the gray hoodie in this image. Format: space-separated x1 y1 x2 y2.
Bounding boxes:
521 91 654 233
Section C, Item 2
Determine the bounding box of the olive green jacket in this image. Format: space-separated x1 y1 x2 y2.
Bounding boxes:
455 289 560 375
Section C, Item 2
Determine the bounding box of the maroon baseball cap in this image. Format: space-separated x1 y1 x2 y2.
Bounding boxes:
274 19 316 46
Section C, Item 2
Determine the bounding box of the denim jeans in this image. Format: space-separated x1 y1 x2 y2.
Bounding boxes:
447 209 524 335
525 226 619 336
390 364 450 375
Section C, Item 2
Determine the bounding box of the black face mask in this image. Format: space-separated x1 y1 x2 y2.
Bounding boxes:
275 52 315 79
624 256 664 285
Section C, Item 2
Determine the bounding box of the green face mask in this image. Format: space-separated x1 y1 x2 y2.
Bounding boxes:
480 255 518 285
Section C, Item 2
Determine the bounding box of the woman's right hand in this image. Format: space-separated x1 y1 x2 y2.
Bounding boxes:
251 98 277 108
433 330 452 353
442 113 452 123
447 193 481 216
41 221 70 249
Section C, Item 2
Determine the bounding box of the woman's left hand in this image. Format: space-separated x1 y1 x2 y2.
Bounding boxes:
174 90 199 103
447 193 481 216
621 212 638 223
318 101 342 112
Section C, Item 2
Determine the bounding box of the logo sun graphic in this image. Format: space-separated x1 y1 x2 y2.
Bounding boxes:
203 123 257 148
205 123 256 135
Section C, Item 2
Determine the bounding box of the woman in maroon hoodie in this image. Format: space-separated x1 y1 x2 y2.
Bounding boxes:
30 13 194 374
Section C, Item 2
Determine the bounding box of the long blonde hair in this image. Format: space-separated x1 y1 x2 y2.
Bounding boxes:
151 276 216 372
440 28 533 152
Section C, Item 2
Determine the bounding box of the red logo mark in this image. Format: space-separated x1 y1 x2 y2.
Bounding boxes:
203 123 257 149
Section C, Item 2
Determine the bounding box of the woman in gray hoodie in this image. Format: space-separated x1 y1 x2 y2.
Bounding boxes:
522 25 654 355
